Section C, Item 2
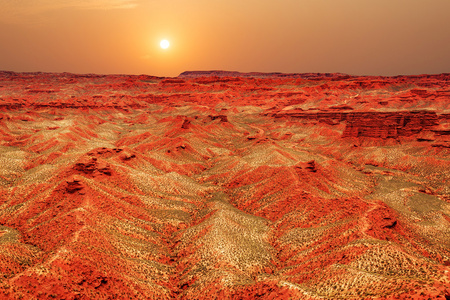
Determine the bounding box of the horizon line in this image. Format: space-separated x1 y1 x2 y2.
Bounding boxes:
1 69 449 79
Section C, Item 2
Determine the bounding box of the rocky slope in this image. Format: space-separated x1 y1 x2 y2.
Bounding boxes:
0 71 449 299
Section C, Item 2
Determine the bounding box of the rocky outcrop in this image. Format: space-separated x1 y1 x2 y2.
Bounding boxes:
65 176 84 194
73 157 112 176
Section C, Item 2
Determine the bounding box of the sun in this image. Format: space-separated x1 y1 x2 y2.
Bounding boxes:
160 39 170 49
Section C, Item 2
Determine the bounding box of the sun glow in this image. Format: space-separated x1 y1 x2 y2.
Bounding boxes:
160 39 170 49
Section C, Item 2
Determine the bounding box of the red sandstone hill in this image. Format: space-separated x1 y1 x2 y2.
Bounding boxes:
0 70 449 299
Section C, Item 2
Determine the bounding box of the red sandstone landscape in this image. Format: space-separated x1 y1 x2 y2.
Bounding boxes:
0 70 449 299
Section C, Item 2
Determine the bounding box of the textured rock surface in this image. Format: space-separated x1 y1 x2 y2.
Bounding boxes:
0 71 449 299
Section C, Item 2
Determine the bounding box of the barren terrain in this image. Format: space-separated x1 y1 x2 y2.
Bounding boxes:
0 71 449 299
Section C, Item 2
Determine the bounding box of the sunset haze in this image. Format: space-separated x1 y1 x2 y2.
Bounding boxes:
1 0 449 76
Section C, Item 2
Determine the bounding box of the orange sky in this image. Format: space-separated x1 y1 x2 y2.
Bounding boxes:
0 0 449 77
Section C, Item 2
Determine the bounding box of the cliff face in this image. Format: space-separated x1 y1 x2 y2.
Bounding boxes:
0 71 449 299
267 110 448 144
343 111 439 138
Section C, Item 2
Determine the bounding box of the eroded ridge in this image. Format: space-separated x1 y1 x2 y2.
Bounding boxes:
0 71 449 299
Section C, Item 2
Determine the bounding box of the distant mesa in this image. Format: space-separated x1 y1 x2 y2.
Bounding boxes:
178 70 349 79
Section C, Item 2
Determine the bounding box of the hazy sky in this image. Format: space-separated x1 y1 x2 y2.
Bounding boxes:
1 0 449 77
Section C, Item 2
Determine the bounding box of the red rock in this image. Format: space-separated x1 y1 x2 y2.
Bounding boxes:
0 71 448 299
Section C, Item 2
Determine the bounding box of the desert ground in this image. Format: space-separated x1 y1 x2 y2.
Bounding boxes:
0 71 449 299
